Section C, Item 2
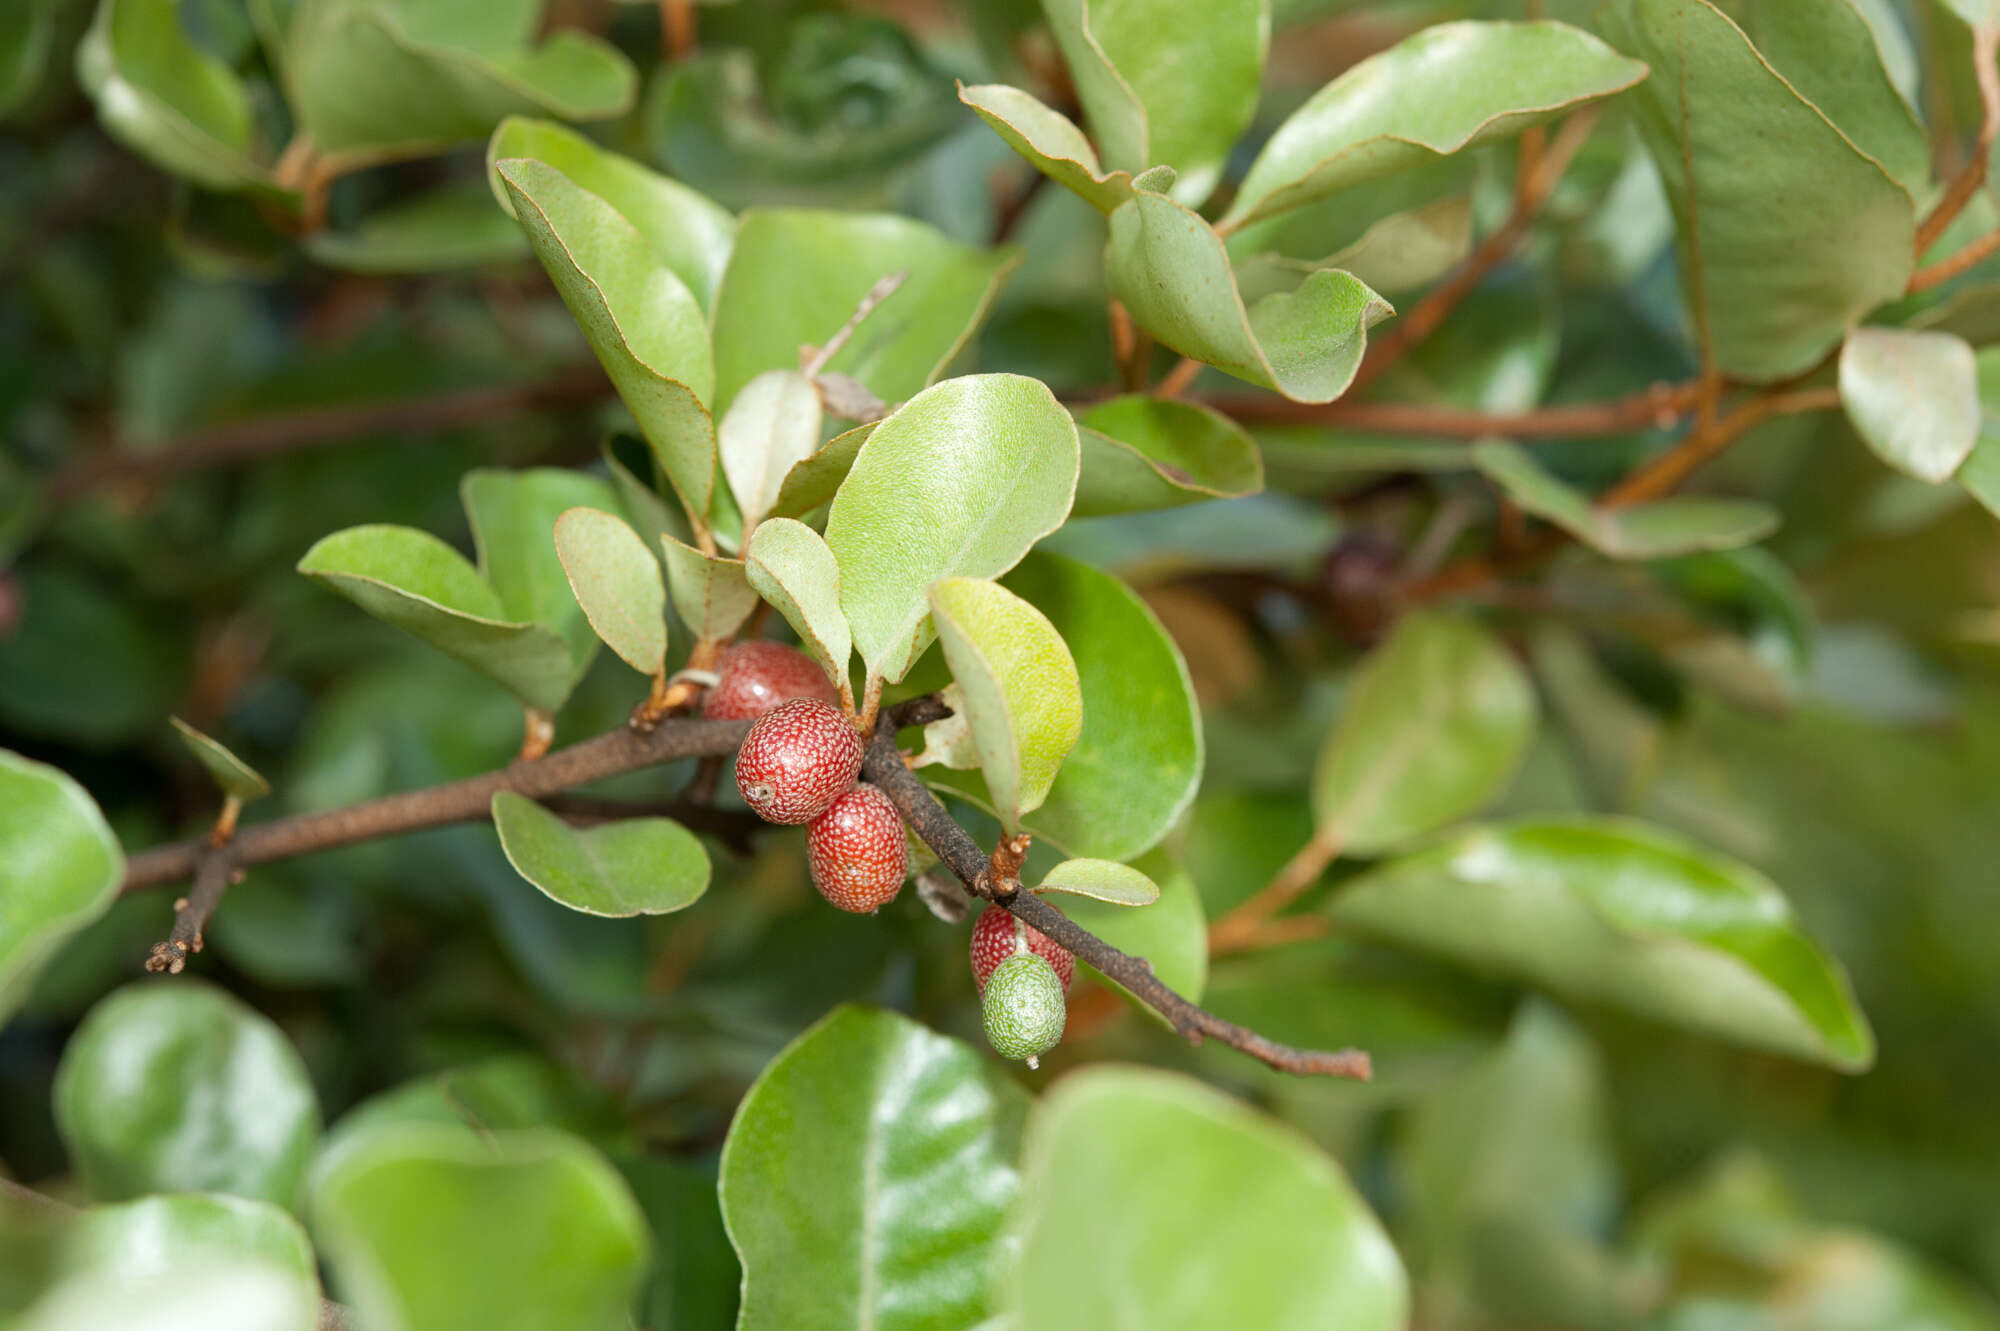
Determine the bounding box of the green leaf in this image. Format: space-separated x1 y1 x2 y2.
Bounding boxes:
304 180 529 273
1597 0 1916 381
718 1006 1028 1331
1107 184 1393 402
1312 610 1536 854
767 422 873 523
1234 196 1472 302
287 0 637 169
552 507 667 676
1332 816 1875 1070
929 578 1083 829
743 518 851 691
169 717 270 801
0 0 54 118
1042 0 1267 209
1074 396 1265 516
660 533 759 644
496 157 718 526
710 209 1020 416
1475 440 1780 558
0 751 124 1024
312 1122 649 1331
59 1193 319 1291
54 980 321 1207
488 116 735 310
997 1067 1408 1331
719 370 825 534
824 375 1079 685
1063 848 1207 1003
297 524 577 712
1035 857 1159 906
958 82 1132 213
462 467 618 680
19 1264 320 1331
1838 327 1980 483
1222 20 1647 227
1961 345 2000 518
490 792 708 917
76 0 268 191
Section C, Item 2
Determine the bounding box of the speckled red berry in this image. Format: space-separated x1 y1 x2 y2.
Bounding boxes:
702 640 841 720
734 698 863 824
807 784 907 913
970 904 1076 994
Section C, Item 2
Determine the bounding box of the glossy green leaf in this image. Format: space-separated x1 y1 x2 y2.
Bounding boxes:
287 0 637 168
1107 184 1392 402
552 507 666 676
487 116 734 310
1223 20 1646 227
1042 0 1267 209
743 518 851 690
1035 857 1159 906
1332 816 1875 1070
297 524 577 712
710 210 1019 415
929 577 1082 828
1960 345 2000 518
1063 848 1207 1003
54 980 321 1207
660 533 759 644
496 157 718 525
1074 395 1264 517
767 422 873 523
997 1067 1408 1331
824 375 1079 685
59 1193 318 1291
958 82 1132 212
169 717 270 801
0 751 124 1023
1838 327 1980 483
719 370 825 534
76 0 267 191
1312 610 1536 854
463 467 617 681
1476 440 1780 558
1598 0 1916 381
304 180 529 273
718 1006 1028 1331
490 791 708 917
313 1122 649 1331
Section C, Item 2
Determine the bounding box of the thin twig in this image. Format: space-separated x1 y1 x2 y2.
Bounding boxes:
1908 226 2000 293
1916 24 2000 257
859 716 1371 1080
1207 829 1342 957
144 849 235 974
1202 378 1699 438
1155 357 1203 400
802 271 909 378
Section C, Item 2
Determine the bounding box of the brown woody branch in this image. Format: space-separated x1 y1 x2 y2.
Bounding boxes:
859 711 1372 1080
1915 24 2000 260
1203 378 1699 438
144 848 235 974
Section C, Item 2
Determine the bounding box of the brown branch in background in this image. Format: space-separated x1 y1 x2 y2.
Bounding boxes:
992 169 1049 245
144 849 236 974
48 368 612 503
661 0 697 58
1205 378 1698 437
1108 298 1150 391
1908 226 2000 293
1916 24 2000 257
860 714 1372 1080
1154 356 1204 400
1346 108 1602 396
1207 829 1343 956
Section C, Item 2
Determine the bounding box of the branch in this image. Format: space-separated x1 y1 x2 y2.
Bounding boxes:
48 369 612 504
1915 24 2000 258
144 848 235 974
1908 226 2000 293
122 717 752 892
1201 378 1698 438
1206 829 1342 956
859 713 1372 1080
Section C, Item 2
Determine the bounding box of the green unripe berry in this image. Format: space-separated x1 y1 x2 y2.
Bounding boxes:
981 953 1066 1067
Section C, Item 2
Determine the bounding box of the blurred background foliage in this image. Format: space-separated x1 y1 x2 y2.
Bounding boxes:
4 0 2000 1328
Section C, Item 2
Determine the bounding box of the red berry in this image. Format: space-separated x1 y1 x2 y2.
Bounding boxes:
807 785 907 913
970 904 1076 994
734 698 863 824
702 640 841 720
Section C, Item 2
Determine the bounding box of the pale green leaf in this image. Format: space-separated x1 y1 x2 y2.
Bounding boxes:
0 751 124 1024
1035 858 1159 906
1961 345 2000 518
169 717 271 801
767 423 873 524
719 1007 1028 1331
462 467 618 680
1475 440 1780 558
659 533 758 644
719 370 824 534
1063 848 1207 1003
824 375 1079 685
1223 20 1646 227
491 792 707 917
496 158 718 524
1234 196 1472 303
743 518 851 691
76 0 268 191
958 81 1132 213
297 524 577 712
1332 816 1875 1070
552 507 666 676
998 1067 1408 1331
1838 326 1980 483
929 577 1082 828
1075 396 1264 516
304 180 529 273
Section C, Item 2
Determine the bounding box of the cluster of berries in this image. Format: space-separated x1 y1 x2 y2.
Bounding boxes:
709 641 907 914
710 640 1073 1067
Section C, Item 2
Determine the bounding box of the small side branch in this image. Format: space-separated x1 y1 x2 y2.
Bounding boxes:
1200 378 1698 438
144 849 235 974
1916 24 2000 258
